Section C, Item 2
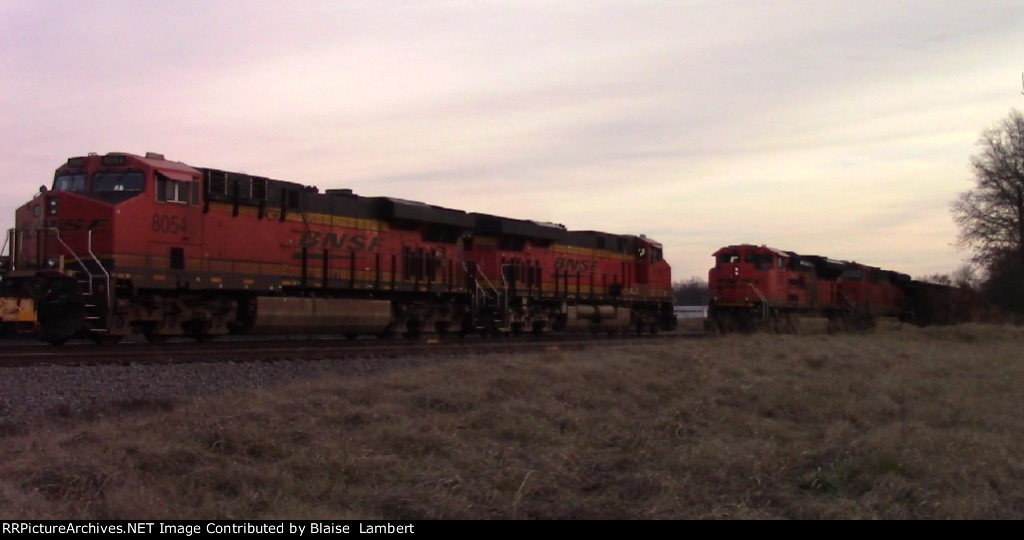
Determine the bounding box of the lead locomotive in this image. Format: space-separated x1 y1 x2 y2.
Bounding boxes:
0 152 675 344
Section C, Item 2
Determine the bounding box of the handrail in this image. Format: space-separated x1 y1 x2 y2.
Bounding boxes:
840 289 855 308
45 228 111 305
0 228 10 273
87 229 112 306
497 263 512 317
1 228 9 261
47 227 92 292
473 264 498 292
463 262 508 328
747 282 768 320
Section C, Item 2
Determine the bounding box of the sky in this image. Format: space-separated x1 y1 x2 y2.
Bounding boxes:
2 0 1023 281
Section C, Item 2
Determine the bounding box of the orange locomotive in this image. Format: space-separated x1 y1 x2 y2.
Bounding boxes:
0 152 675 343
707 244 912 332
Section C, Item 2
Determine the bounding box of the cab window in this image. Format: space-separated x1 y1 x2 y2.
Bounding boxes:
745 252 774 270
717 253 740 265
842 269 863 281
53 174 86 192
94 172 145 192
156 174 199 205
157 174 189 204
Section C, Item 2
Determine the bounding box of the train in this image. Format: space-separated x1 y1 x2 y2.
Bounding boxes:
706 243 970 332
0 152 676 344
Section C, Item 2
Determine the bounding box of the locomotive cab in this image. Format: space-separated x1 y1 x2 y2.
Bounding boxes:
2 152 204 343
631 236 675 331
11 152 202 273
709 244 790 309
707 244 800 332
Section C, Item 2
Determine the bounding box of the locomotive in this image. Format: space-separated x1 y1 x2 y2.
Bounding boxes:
0 152 676 344
706 243 957 332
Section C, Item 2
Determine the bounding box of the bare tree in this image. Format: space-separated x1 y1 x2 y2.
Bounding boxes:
672 277 708 305
950 262 979 288
953 109 1024 313
952 109 1024 266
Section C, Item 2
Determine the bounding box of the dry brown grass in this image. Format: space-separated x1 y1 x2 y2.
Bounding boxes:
2 323 1024 519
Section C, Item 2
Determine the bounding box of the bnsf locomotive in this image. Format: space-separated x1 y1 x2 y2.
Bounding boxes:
0 152 675 344
707 243 959 332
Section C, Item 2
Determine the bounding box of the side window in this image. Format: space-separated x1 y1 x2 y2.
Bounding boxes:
156 175 189 204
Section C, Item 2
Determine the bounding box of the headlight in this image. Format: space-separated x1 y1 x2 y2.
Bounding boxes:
47 197 58 216
45 256 60 268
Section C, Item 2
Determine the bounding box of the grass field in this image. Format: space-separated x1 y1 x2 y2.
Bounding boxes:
2 323 1023 519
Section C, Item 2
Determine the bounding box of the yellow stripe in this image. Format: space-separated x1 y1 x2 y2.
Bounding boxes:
206 201 388 231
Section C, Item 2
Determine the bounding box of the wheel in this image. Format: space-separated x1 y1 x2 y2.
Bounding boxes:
377 324 396 340
91 334 124 346
194 333 216 343
403 319 421 339
144 332 170 344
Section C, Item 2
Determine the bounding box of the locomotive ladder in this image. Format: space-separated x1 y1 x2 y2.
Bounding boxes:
840 289 855 308
747 282 769 320
49 228 112 332
467 264 508 331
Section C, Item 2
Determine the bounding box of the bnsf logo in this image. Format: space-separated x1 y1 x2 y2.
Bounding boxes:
555 257 597 273
299 231 381 252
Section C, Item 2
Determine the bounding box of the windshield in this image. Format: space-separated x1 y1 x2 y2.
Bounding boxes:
745 253 773 265
717 252 740 265
842 269 863 281
53 174 86 192
94 172 145 192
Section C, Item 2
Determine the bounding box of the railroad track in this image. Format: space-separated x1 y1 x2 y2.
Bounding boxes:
0 331 704 368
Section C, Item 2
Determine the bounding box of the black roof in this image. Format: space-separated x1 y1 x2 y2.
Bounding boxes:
373 197 474 228
566 230 634 253
471 213 567 241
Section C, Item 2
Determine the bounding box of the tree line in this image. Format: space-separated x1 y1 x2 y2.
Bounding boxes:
953 108 1024 320
672 277 709 306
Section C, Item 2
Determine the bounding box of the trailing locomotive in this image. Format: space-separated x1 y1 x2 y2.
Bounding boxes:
706 244 960 333
0 152 675 344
